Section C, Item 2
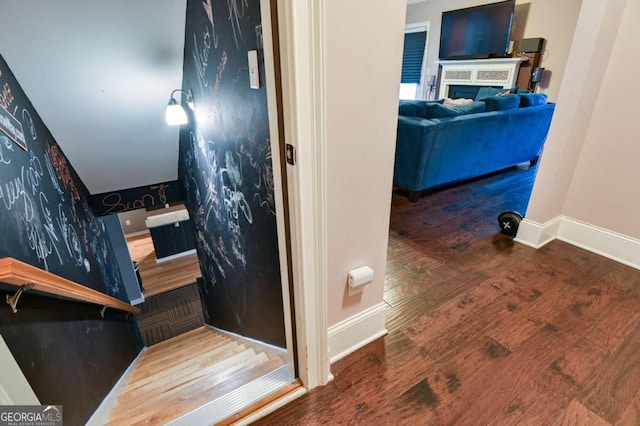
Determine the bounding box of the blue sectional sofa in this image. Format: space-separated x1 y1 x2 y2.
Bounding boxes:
394 92 555 202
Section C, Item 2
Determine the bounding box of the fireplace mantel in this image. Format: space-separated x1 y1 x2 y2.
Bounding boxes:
437 58 527 99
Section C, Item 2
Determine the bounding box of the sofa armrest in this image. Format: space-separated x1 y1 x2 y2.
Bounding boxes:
394 116 439 191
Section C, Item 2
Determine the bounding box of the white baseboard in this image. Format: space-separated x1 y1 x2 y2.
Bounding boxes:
85 347 147 426
155 249 197 263
328 303 388 364
516 215 640 271
515 216 562 249
557 217 640 270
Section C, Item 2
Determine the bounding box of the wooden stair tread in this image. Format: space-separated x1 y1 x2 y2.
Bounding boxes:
141 326 209 353
129 335 232 379
121 342 247 397
118 355 283 426
108 327 287 425
114 347 257 411
134 357 285 425
109 351 271 424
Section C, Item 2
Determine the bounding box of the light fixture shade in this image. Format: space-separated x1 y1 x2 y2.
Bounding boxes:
165 100 188 126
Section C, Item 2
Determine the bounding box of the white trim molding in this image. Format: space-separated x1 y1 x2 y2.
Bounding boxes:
328 303 388 364
276 0 331 388
516 216 640 270
515 216 562 249
557 217 640 271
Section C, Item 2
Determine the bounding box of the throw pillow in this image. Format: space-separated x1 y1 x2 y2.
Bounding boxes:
423 101 486 119
481 94 521 112
519 93 549 107
399 99 444 117
443 98 474 106
474 87 507 102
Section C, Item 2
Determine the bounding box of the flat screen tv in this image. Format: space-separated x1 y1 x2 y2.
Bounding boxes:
439 0 515 60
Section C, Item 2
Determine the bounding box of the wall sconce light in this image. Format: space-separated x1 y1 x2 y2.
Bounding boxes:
165 89 194 126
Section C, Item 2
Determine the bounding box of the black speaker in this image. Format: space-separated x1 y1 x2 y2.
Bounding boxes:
531 67 545 83
521 37 545 53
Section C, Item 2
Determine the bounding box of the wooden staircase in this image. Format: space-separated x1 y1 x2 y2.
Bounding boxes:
107 327 285 425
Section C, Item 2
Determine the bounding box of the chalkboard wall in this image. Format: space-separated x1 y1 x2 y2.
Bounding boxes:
0 55 143 425
92 180 183 216
178 0 286 347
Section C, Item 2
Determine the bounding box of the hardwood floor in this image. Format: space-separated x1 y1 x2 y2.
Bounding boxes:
107 327 285 425
126 232 202 297
256 166 640 425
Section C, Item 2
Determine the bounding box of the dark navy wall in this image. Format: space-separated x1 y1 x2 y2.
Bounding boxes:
178 0 286 347
0 55 142 426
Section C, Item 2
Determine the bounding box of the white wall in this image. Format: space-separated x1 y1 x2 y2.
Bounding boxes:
406 0 583 101
325 0 407 326
524 0 627 227
517 0 640 266
561 0 639 238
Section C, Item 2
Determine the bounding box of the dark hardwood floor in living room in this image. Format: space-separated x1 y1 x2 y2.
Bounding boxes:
256 165 640 425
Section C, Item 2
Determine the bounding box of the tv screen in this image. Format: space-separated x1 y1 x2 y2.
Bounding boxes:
439 0 515 60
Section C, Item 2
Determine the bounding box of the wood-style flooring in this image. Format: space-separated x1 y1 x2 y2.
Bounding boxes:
107 327 286 425
257 166 640 425
126 232 202 298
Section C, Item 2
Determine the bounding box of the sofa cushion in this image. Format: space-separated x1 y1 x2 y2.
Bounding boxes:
474 87 532 102
423 101 486 119
474 87 507 101
399 99 444 117
481 94 521 112
519 93 548 107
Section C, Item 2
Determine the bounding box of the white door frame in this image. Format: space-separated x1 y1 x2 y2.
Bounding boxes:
275 0 332 388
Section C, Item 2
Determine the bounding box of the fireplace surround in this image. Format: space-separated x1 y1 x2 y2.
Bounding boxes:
438 58 527 99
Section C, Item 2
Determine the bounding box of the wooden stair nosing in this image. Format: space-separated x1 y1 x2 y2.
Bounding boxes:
109 351 270 424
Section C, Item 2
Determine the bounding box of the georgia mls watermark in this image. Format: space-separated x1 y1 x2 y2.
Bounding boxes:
0 405 62 426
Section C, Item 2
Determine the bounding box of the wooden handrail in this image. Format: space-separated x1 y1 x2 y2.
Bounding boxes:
0 257 140 315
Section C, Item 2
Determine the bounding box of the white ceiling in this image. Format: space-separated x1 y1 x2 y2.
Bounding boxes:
0 0 187 194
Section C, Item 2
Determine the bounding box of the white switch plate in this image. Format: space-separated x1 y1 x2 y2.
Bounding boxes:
248 50 259 89
125 220 131 226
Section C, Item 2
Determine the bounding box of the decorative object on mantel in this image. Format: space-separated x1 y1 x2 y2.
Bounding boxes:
426 75 437 100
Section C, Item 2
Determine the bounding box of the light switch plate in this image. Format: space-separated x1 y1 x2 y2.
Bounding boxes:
248 50 259 89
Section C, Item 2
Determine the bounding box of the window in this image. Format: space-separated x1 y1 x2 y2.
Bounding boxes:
400 23 429 100
399 83 419 100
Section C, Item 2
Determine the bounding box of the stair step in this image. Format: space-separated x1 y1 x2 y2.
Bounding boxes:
108 350 269 424
142 326 208 352
107 327 286 425
141 328 222 360
132 356 285 426
128 335 232 382
114 346 256 413
124 341 245 394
